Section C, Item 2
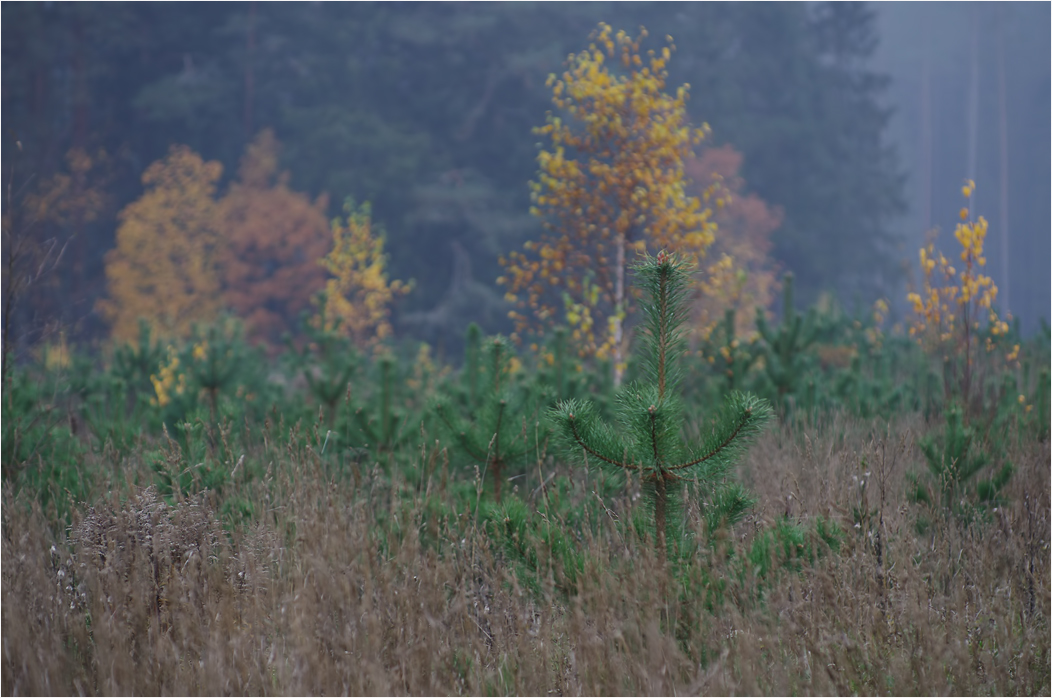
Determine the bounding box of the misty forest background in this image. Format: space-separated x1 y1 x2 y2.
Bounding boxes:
2 1 1049 359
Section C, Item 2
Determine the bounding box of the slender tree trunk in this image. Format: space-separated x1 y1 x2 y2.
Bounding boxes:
654 475 667 563
997 15 1010 312
921 58 932 233
613 231 625 387
491 457 503 504
966 6 979 198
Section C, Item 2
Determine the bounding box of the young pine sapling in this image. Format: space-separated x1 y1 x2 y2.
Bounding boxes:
756 272 817 406
551 251 771 559
434 332 551 502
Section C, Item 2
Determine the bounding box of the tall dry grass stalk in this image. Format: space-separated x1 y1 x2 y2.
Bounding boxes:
3 413 1049 695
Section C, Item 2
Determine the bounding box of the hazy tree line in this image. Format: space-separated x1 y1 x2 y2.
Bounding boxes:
2 2 1045 359
872 1 1050 334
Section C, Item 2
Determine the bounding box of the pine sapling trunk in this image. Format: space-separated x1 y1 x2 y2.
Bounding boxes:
491 398 505 503
208 386 218 424
654 474 668 560
381 357 392 448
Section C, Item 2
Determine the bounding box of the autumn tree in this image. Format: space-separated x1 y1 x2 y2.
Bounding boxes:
907 181 1011 412
499 23 719 386
219 130 330 348
317 200 411 350
687 145 781 341
98 145 223 342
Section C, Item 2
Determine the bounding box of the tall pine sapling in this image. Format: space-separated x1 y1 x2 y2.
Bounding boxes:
551 251 771 559
434 333 551 502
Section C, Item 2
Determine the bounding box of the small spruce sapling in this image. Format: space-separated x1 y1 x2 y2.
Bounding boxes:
186 321 245 423
707 307 759 393
550 251 771 559
756 272 817 406
351 351 417 454
434 333 552 502
533 326 615 418
462 322 483 406
911 404 1013 525
111 319 165 414
295 308 359 427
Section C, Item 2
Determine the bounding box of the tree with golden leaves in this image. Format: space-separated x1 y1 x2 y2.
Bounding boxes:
499 23 719 385
219 130 330 348
317 200 411 350
98 146 223 342
687 145 781 342
907 181 1011 410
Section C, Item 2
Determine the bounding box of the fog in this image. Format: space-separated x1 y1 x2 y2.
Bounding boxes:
873 1 1050 332
3 2 1048 354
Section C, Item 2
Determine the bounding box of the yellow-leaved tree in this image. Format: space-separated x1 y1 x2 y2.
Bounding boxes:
316 200 411 349
907 181 1011 410
99 145 223 342
498 23 720 385
219 130 330 348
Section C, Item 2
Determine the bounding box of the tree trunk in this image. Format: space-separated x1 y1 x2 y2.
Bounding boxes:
654 474 667 563
920 58 932 233
966 6 979 197
997 14 1010 312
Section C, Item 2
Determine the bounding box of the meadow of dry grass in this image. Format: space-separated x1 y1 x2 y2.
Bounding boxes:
3 412 1049 696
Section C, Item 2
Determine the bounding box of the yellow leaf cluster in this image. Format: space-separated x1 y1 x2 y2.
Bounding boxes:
406 342 453 395
150 345 187 408
906 182 1009 357
500 23 716 357
317 201 411 350
99 146 223 343
36 331 72 372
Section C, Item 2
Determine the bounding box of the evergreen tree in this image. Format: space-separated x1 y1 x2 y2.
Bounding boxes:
434 328 552 502
661 1 905 305
755 272 819 408
550 251 771 559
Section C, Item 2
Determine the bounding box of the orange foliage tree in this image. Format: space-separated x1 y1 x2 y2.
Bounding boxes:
498 23 720 385
21 148 109 232
686 145 781 341
219 130 330 347
316 200 411 350
99 145 223 342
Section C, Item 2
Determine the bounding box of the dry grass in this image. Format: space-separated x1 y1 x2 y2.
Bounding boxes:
3 412 1049 696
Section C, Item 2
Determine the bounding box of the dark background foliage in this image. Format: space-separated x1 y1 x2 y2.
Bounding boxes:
3 1 1047 355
